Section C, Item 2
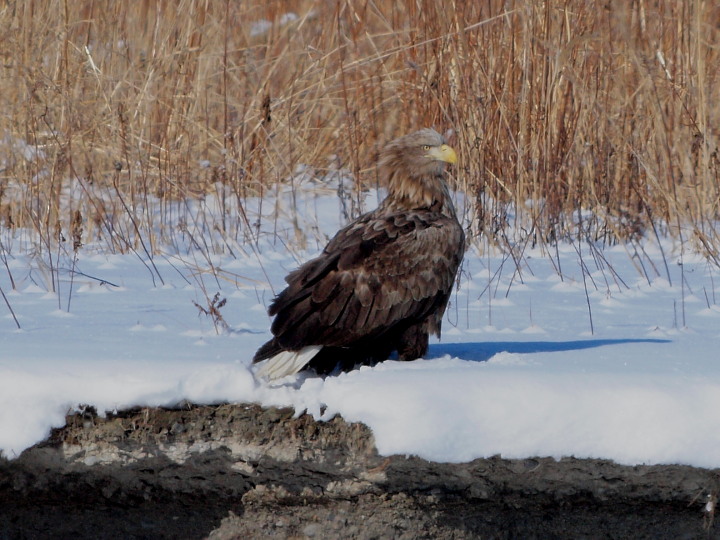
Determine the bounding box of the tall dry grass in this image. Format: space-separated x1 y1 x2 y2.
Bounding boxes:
0 0 718 259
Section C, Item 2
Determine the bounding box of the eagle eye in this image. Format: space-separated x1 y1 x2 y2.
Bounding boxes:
422 145 430 151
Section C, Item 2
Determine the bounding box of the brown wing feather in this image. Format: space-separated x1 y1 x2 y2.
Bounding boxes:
261 207 464 356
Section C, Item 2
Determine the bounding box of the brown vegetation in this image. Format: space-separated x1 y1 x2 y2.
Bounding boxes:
0 0 718 256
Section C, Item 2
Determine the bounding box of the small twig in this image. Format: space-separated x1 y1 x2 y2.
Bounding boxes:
193 292 229 334
64 269 120 288
67 210 83 312
679 258 687 328
0 237 16 290
0 284 20 330
54 220 63 309
572 238 595 335
112 169 165 287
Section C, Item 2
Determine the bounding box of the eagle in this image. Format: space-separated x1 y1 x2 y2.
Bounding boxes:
253 128 465 380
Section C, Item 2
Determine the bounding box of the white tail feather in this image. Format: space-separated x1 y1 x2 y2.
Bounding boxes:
254 345 323 380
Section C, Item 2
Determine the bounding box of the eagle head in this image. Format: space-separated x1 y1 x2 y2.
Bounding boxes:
380 128 457 179
379 128 458 209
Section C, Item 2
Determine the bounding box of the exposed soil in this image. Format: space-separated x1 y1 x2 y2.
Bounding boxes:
1 403 718 539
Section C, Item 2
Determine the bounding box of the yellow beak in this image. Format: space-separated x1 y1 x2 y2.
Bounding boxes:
427 144 457 165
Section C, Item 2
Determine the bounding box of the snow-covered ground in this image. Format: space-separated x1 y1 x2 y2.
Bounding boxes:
1 185 720 468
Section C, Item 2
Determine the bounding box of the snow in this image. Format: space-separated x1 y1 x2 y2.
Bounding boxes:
2 187 720 468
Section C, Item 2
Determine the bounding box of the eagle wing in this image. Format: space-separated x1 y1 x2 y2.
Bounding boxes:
265 209 464 352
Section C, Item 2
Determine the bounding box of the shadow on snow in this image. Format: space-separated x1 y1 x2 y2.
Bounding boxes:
428 338 671 363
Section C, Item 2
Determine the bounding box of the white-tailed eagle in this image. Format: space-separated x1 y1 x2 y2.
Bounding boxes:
253 128 465 379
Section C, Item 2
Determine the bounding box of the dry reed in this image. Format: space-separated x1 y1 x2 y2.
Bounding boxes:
0 0 718 259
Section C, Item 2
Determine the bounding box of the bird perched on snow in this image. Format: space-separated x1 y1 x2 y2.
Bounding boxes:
253 128 465 380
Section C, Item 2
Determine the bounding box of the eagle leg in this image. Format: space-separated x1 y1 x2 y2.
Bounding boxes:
396 322 429 361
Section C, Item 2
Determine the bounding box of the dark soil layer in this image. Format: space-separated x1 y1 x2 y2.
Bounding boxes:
1 404 718 539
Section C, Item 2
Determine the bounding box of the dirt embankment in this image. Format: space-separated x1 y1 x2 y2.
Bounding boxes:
1 404 718 539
